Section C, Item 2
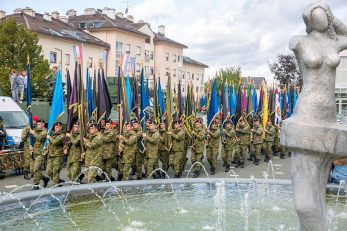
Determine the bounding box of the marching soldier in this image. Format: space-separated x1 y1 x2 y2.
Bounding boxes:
83 123 103 183
222 119 236 172
206 120 220 175
143 120 160 178
158 121 168 178
167 120 185 178
65 121 82 183
235 117 251 168
46 121 65 186
101 119 117 181
31 119 49 190
191 118 205 178
264 120 275 162
250 117 263 165
118 121 137 181
273 123 281 157
132 119 144 179
21 115 38 180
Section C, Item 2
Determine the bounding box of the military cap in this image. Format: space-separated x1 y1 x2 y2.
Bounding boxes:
212 120 218 125
253 116 259 121
73 121 80 126
32 115 39 122
89 123 98 128
148 120 156 125
37 119 45 123
101 118 106 121
106 119 112 124
124 121 132 126
195 118 203 123
225 119 232 124
89 119 96 124
174 119 181 124
131 118 139 123
54 121 63 126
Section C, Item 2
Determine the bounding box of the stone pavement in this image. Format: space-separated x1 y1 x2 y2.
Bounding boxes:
0 151 292 194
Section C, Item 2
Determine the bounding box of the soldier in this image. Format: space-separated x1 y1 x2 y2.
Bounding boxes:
21 115 38 180
101 119 117 181
222 119 236 172
158 121 168 178
46 121 65 186
235 117 251 168
132 118 144 179
191 118 205 178
182 121 191 172
206 120 220 175
264 119 275 162
118 121 137 181
31 119 49 190
250 117 263 165
83 123 103 183
273 123 281 157
143 120 160 178
100 118 106 133
167 120 185 178
65 121 82 183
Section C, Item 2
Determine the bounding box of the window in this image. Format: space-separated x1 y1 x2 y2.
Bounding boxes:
65 54 70 65
165 68 169 76
179 70 182 79
187 72 190 79
192 73 194 80
145 38 150 44
165 53 169 61
197 74 199 80
200 86 204 93
196 86 198 93
88 57 93 68
125 44 130 54
50 52 57 63
136 63 141 72
173 69 176 77
116 41 122 58
145 50 150 62
178 55 181 62
182 87 185 93
150 67 154 75
145 66 149 75
115 60 119 73
136 46 141 56
150 51 154 60
79 23 85 29
173 54 177 62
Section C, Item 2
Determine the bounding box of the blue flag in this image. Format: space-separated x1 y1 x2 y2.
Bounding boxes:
292 88 297 114
140 68 149 128
157 77 165 119
287 88 292 118
229 85 235 117
125 75 133 114
252 87 258 116
86 68 95 118
207 79 218 125
26 63 34 146
48 68 64 131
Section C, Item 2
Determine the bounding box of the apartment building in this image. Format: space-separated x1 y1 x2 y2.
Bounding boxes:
182 56 208 97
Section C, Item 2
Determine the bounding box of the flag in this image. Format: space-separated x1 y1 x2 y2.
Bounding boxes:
125 75 133 118
229 85 235 119
158 77 165 120
153 76 160 122
48 68 65 131
235 84 243 123
121 54 130 75
26 61 34 146
97 69 113 122
132 73 140 119
140 68 149 129
287 85 292 118
262 82 268 138
293 87 297 113
86 68 95 119
66 69 72 108
221 81 228 120
165 72 173 150
275 87 281 125
246 82 253 115
207 79 218 125
66 63 79 131
252 86 258 116
257 84 264 116
178 81 183 118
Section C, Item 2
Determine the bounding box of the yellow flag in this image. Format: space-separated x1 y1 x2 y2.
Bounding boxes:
262 82 268 139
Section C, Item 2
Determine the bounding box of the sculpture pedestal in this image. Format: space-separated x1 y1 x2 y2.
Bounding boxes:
281 118 347 231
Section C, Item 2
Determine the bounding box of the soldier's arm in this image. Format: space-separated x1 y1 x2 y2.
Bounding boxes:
171 130 186 140
123 134 137 145
239 126 251 134
103 132 116 143
70 134 80 145
268 127 275 136
225 129 235 138
21 126 29 140
146 132 160 144
210 130 220 138
34 130 47 141
254 127 263 135
84 136 102 148
195 130 205 140
50 134 65 145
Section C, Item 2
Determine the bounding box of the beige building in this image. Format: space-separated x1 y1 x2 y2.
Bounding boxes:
182 56 208 97
0 8 110 82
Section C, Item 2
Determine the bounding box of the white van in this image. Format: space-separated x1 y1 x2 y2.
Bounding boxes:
0 96 28 150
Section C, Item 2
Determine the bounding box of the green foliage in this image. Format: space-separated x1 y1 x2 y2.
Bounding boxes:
205 66 242 94
0 17 50 97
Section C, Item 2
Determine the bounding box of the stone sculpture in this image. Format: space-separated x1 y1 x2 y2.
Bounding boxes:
281 1 347 230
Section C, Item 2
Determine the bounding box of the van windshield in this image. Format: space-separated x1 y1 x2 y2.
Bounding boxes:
0 111 28 129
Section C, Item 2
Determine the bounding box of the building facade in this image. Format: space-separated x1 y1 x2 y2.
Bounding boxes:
182 56 208 97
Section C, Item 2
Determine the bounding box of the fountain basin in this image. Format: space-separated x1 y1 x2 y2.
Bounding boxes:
0 178 346 230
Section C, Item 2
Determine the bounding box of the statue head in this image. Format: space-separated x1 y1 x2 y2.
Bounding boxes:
303 1 336 39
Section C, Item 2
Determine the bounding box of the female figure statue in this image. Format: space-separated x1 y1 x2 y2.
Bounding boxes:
281 2 347 230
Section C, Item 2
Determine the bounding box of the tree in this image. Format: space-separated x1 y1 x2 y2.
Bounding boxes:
268 53 302 87
205 66 242 94
0 17 50 97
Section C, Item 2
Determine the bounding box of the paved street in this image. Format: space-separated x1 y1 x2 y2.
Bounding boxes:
0 151 292 194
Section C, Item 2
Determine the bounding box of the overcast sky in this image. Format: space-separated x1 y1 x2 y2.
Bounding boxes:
2 0 347 81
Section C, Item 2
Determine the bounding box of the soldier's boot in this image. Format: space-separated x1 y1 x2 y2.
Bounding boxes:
241 162 245 168
78 173 85 182
193 171 199 178
43 176 50 188
95 175 102 182
110 176 116 182
136 176 142 180
116 174 123 181
152 172 159 179
225 165 230 172
264 155 270 162
100 173 106 181
288 152 292 157
254 159 260 165
160 172 166 179
31 172 34 178
32 185 40 190
174 173 180 178
280 153 285 159
24 170 31 180
59 179 65 184
273 152 278 157
235 161 241 168
247 156 253 161
142 173 147 178
211 167 216 175
222 163 226 167
130 168 136 176
231 160 236 164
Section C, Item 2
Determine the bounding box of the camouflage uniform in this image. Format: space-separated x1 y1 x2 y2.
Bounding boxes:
222 126 236 167
169 127 185 177
273 125 281 156
206 127 220 171
101 128 117 179
133 127 143 178
113 129 122 175
21 125 34 174
250 124 263 161
264 123 275 159
182 130 191 171
144 129 160 178
46 130 65 185
67 131 81 181
84 132 103 183
0 122 6 151
235 122 251 164
191 126 205 174
158 128 169 171
32 127 48 185
121 130 137 180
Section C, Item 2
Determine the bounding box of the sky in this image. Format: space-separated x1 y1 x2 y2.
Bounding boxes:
1 0 347 81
